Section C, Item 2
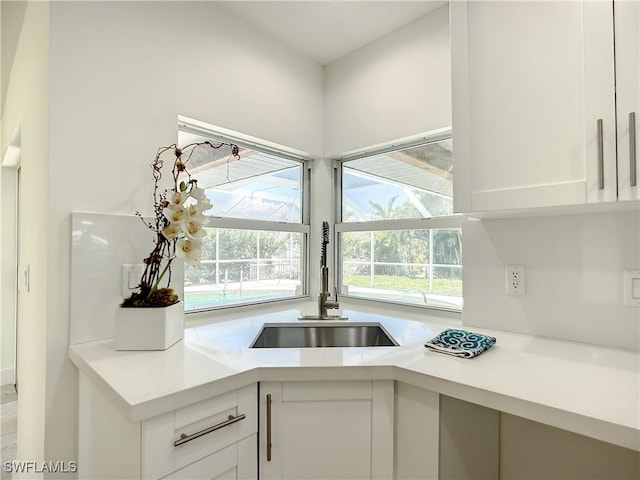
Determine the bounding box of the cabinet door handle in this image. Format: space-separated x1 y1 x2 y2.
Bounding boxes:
597 118 605 190
266 393 272 462
630 112 637 187
173 413 246 447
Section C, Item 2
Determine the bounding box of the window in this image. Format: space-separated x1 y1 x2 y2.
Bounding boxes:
179 120 309 311
336 130 462 311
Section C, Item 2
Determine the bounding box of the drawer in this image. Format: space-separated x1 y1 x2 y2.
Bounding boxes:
142 384 257 479
162 434 257 480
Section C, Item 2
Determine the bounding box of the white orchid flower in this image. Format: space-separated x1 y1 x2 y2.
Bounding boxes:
189 190 213 212
164 204 187 224
161 223 181 240
189 185 208 202
183 219 207 240
175 238 202 265
198 197 213 212
168 190 187 206
185 203 209 222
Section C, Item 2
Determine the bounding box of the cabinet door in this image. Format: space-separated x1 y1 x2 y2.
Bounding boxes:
615 0 640 201
260 381 393 480
452 0 616 212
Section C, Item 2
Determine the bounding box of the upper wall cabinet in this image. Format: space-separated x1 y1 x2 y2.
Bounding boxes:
614 0 639 203
451 0 639 213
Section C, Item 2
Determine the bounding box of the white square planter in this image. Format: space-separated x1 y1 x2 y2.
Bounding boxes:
115 302 184 351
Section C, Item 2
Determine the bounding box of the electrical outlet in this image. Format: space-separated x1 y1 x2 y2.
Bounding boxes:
506 265 526 295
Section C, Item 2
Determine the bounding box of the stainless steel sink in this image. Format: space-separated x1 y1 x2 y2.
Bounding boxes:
250 322 398 348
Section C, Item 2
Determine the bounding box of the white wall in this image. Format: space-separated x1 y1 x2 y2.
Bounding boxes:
0 168 17 386
0 5 26 391
323 4 451 157
1 0 50 470
43 0 323 472
1 0 28 113
462 210 640 350
499 412 640 479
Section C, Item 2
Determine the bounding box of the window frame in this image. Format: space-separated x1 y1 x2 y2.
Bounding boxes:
333 128 464 313
178 117 311 313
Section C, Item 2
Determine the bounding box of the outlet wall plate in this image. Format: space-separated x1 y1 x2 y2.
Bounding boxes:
506 264 526 295
121 264 144 297
623 270 640 307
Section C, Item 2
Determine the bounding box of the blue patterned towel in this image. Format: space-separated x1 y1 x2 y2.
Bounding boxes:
425 328 497 358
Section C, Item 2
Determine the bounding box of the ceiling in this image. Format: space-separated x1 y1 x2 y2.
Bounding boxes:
1 1 445 116
1 0 27 119
217 1 447 65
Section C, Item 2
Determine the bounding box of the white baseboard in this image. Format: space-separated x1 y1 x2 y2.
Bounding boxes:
1 366 15 386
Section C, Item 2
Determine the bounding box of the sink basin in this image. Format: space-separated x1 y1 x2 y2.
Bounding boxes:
250 322 398 348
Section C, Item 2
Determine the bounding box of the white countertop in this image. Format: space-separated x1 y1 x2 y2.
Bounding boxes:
69 309 640 451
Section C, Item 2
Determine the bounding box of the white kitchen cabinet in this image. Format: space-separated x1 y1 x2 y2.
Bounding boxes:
614 0 640 202
393 382 439 480
143 384 257 479
77 372 257 480
259 380 394 480
162 436 256 480
452 0 639 213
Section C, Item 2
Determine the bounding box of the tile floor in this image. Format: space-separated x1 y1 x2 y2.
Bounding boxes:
1 385 17 480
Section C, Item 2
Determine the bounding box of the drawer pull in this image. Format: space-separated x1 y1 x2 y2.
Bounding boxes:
597 118 604 190
630 112 637 187
173 413 246 447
